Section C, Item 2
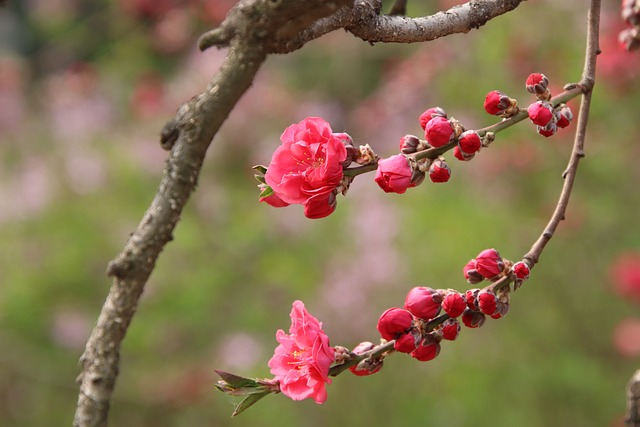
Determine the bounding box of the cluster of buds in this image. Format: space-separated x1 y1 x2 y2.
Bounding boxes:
620 0 640 51
372 248 532 369
374 286 466 366
524 73 573 138
484 74 573 138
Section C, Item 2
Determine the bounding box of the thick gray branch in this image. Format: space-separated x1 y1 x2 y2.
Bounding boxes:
201 0 527 54
73 41 266 427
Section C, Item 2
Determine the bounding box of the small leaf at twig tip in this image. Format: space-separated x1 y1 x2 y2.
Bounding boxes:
215 370 260 389
231 392 270 417
252 165 268 175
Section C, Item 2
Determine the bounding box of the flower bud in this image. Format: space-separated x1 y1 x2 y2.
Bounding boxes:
441 292 466 318
512 261 531 281
425 116 455 148
484 90 512 116
404 287 443 320
555 105 573 129
440 318 461 341
463 259 484 284
375 155 415 194
619 27 640 52
490 301 509 319
410 334 441 362
461 308 486 328
377 307 413 341
399 134 421 154
453 146 474 162
525 73 549 96
622 0 640 26
477 290 497 316
419 107 447 130
428 158 451 183
349 342 383 376
457 130 482 156
394 331 418 354
475 248 504 279
527 101 555 127
465 289 480 311
537 122 558 138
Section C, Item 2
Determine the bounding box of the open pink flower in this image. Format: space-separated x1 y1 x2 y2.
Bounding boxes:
268 301 335 404
263 117 348 219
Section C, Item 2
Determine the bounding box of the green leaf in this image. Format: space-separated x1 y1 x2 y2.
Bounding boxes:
254 174 266 184
252 165 268 175
232 392 270 417
215 370 259 389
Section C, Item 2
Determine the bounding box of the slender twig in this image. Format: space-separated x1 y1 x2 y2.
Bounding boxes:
523 0 600 268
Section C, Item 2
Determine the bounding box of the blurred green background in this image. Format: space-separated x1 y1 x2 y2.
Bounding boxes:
1 1 639 426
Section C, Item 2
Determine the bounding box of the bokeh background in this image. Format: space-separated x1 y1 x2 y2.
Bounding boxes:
1 0 640 426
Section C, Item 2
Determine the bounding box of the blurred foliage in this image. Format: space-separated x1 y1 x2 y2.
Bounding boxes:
0 0 639 426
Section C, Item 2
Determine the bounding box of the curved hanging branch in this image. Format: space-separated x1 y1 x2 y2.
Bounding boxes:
74 0 529 425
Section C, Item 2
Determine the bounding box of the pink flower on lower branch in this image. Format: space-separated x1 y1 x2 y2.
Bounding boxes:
263 117 348 219
268 301 335 404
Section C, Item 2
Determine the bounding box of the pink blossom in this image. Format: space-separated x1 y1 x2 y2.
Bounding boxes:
264 117 348 219
374 155 414 194
268 301 335 404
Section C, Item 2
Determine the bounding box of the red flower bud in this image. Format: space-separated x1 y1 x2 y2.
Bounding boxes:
425 116 454 148
404 287 443 320
375 155 415 194
440 318 461 341
525 73 549 95
457 130 482 156
349 342 383 376
394 332 418 354
377 308 413 341
419 107 447 130
453 146 474 162
465 288 480 311
442 292 466 318
477 290 497 316
428 158 451 183
484 90 512 116
537 122 558 137
555 105 573 129
622 0 640 26
461 308 486 328
399 134 421 154
410 334 441 362
475 248 504 279
490 301 509 319
527 101 555 127
463 259 484 284
512 261 531 281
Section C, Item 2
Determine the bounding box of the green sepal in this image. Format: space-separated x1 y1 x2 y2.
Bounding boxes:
254 174 266 184
258 186 274 199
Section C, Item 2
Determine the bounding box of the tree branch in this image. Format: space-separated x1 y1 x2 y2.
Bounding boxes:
523 0 600 268
201 0 527 54
73 40 266 427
